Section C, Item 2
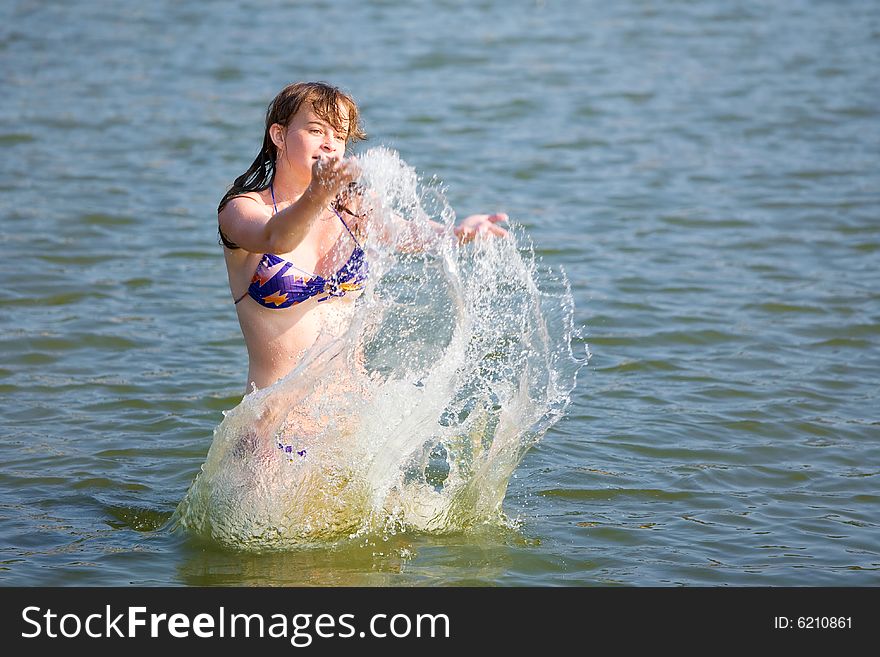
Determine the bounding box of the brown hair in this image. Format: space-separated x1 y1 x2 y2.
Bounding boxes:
218 81 366 248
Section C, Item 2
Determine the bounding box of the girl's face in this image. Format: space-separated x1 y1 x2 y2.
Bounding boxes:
271 103 348 180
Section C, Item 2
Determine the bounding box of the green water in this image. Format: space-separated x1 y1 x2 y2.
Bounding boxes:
1 0 878 585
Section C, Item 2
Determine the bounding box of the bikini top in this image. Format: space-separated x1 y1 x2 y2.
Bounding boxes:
233 187 368 309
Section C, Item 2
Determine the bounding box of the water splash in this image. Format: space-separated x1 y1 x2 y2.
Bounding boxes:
174 147 586 552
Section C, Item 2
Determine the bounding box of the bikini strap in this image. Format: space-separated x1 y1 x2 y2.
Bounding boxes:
332 207 362 247
274 183 359 246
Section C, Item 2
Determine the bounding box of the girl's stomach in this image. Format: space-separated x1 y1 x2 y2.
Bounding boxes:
236 293 361 390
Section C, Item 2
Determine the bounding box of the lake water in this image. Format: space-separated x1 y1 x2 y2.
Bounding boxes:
1 0 878 585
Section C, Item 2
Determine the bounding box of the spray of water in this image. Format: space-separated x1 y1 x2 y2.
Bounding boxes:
173 147 585 552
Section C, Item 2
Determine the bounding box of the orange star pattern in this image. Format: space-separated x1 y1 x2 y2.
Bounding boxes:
261 291 290 306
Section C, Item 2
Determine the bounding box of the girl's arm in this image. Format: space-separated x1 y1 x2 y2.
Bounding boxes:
219 157 358 254
352 189 508 253
386 212 509 253
218 187 329 255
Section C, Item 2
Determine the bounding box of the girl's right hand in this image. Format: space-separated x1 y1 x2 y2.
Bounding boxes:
310 155 360 200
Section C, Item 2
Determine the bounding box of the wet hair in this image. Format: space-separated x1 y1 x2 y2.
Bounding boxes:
218 81 366 249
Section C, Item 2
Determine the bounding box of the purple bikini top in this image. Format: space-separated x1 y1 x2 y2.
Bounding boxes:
234 187 368 309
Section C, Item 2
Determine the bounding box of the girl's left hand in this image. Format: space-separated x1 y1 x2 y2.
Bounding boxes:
454 213 509 244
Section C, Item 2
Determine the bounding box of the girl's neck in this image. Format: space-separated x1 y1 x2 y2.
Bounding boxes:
271 163 309 204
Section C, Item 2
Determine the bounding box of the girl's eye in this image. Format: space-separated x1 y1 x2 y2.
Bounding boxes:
310 129 322 135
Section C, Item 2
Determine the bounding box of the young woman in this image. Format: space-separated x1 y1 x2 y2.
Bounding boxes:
218 81 508 392
178 83 515 546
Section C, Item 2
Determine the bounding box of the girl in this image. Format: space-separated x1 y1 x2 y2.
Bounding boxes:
176 82 510 547
217 81 508 392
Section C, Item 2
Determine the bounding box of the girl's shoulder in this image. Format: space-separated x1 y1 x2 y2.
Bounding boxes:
220 191 273 221
229 190 271 208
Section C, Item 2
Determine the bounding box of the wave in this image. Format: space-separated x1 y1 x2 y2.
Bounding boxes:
173 147 586 552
